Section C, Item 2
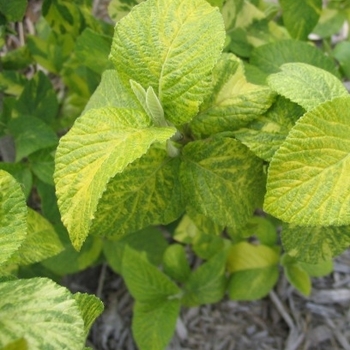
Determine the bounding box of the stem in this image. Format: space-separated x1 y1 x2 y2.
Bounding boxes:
167 140 180 158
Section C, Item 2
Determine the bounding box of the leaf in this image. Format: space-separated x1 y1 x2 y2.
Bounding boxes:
0 278 85 349
234 96 304 161
333 41 350 79
74 292 104 338
15 71 59 125
313 8 346 38
0 170 27 268
281 255 311 296
162 244 191 283
74 28 113 75
280 0 322 40
28 148 55 185
264 96 350 227
299 260 333 277
83 70 140 113
267 63 348 111
9 209 63 266
0 338 27 350
281 224 350 263
250 40 340 77
109 0 225 125
108 0 144 22
132 299 180 350
227 242 279 300
227 242 280 273
89 148 183 239
182 251 227 306
228 266 279 301
190 54 274 138
0 0 27 21
54 107 175 250
0 163 32 198
180 137 265 230
122 246 180 302
103 226 168 274
192 233 226 260
7 115 58 162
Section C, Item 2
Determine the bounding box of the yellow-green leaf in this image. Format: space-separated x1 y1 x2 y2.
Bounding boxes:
264 96 350 226
267 63 348 111
0 170 27 268
109 0 225 125
0 278 85 349
54 107 175 250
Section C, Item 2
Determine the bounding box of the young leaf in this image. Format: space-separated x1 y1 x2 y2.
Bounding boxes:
182 251 227 306
8 209 63 266
228 266 279 301
190 54 274 138
267 63 348 112
234 96 304 161
54 107 176 250
162 244 191 283
104 227 168 274
0 338 27 350
89 148 183 239
264 96 350 227
299 260 333 277
192 233 226 260
180 137 265 230
28 148 55 185
0 170 27 268
281 224 350 264
0 0 27 21
280 0 322 40
109 0 225 125
132 299 180 350
74 292 104 338
122 246 180 302
0 278 85 349
250 40 339 77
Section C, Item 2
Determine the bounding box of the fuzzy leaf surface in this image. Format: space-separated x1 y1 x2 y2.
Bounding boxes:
89 148 183 239
180 137 265 230
0 278 84 350
264 97 350 226
55 107 175 250
109 0 225 125
267 63 348 111
0 170 27 267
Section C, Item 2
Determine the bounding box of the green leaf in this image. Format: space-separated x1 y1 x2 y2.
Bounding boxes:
250 40 340 77
108 0 144 22
264 96 350 227
173 214 200 244
109 0 225 125
281 224 350 263
162 244 191 283
9 209 63 266
182 251 227 306
15 71 59 125
54 107 175 250
0 0 27 21
333 41 350 79
227 242 280 273
180 137 265 230
28 148 55 185
74 28 113 75
89 148 183 239
313 8 346 38
0 71 26 95
267 63 348 112
280 0 322 40
0 170 27 268
122 246 180 302
103 227 168 274
240 216 277 246
234 96 304 161
228 266 279 301
0 278 85 349
74 293 104 338
190 54 274 138
281 255 311 296
299 260 333 277
192 233 226 260
133 299 180 350
7 116 58 162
